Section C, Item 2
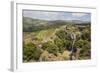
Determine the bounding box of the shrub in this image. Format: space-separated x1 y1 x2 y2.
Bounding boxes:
55 30 68 40
42 41 59 55
81 28 91 41
23 42 42 62
75 39 91 59
55 30 72 52
62 51 71 60
54 38 65 53
75 39 85 48
39 50 49 61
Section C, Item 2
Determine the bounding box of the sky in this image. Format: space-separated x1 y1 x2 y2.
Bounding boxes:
23 10 91 22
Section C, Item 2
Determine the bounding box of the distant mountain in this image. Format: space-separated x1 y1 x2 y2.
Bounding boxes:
23 17 48 26
71 20 90 24
23 17 90 32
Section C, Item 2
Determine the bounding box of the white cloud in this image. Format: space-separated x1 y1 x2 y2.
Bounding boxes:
40 11 61 20
72 13 87 17
23 10 90 21
23 11 62 20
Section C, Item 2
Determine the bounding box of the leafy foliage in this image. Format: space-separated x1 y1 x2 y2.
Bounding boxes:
23 42 42 62
42 41 59 55
23 17 91 62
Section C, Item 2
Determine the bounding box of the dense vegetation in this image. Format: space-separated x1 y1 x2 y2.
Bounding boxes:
23 17 91 62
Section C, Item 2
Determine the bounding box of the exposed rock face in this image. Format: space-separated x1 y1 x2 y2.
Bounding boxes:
70 48 81 60
74 48 81 59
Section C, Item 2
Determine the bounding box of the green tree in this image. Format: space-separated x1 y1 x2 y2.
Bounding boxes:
81 28 91 41
23 42 42 62
42 41 59 55
54 38 65 53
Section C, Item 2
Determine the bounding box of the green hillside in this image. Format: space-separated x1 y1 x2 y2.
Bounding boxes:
23 17 91 62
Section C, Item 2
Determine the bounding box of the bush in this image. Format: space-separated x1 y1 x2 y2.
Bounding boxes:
55 30 72 52
62 51 71 60
74 39 91 59
54 38 65 53
81 28 91 41
55 30 68 40
23 42 42 62
39 50 49 61
75 39 90 49
42 41 59 55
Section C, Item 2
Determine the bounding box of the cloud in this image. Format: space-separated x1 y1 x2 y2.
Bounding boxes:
23 10 90 21
39 11 61 20
23 10 62 20
72 13 87 17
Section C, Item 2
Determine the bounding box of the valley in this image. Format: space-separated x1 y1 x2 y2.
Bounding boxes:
23 17 91 62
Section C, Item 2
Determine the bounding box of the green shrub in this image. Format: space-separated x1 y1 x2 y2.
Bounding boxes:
75 39 91 59
42 41 59 55
55 30 68 40
81 28 91 41
55 30 72 52
54 38 65 53
23 42 42 62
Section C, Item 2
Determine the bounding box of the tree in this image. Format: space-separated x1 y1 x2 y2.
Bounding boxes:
23 42 42 62
42 41 59 55
55 29 73 51
54 37 65 53
81 28 91 41
55 30 68 40
74 39 91 59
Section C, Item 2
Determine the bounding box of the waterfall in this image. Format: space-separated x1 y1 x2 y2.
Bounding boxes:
70 32 76 60
71 33 76 53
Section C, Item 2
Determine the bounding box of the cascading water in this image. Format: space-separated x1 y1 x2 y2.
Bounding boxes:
70 32 76 60
71 33 76 52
